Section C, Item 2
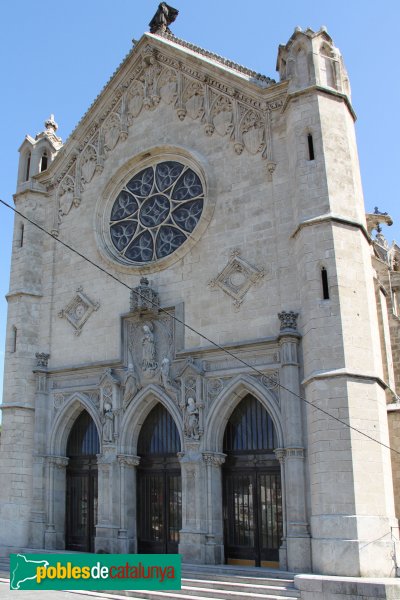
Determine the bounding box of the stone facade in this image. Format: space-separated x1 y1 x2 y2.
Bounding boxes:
1 23 400 590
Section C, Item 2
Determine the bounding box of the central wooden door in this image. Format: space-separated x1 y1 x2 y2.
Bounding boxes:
137 404 182 554
66 410 99 552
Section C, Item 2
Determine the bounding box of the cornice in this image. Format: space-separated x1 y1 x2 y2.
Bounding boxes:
291 213 371 245
281 85 356 121
302 368 387 391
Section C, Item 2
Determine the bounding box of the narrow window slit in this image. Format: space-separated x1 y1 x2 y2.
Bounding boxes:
20 223 24 247
321 267 330 300
12 326 17 353
307 133 315 161
25 153 31 181
40 151 48 172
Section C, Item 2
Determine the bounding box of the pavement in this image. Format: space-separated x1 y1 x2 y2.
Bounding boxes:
0 579 143 600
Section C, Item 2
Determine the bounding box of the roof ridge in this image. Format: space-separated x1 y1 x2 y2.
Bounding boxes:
157 31 276 86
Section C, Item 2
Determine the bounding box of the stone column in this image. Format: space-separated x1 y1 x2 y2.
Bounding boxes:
96 448 119 553
278 312 311 571
44 455 68 549
117 454 140 553
30 358 50 548
274 448 288 570
202 452 226 564
178 444 208 563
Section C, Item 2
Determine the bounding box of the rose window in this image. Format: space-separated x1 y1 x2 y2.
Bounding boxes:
109 161 204 263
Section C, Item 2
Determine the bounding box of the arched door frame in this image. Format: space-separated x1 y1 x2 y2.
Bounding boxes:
204 375 285 567
45 395 101 550
118 384 183 554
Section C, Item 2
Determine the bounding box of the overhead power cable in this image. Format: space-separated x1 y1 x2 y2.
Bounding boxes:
1 197 399 456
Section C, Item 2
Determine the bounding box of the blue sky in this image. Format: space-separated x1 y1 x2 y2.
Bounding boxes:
1 1 399 405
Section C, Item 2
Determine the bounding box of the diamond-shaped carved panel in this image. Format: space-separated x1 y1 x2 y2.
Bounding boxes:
58 287 100 335
209 249 265 310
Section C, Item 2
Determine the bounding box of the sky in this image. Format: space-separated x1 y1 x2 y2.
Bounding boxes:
0 0 400 406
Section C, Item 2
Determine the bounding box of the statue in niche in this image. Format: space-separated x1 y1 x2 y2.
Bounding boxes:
142 324 158 373
184 397 200 440
123 364 141 410
149 3 179 35
101 402 114 443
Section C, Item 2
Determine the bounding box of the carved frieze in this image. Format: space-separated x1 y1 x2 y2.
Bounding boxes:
47 41 284 227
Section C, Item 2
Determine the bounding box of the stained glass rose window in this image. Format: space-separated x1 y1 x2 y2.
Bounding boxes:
109 161 204 264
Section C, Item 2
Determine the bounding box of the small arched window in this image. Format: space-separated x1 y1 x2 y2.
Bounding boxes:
25 153 31 181
40 151 48 172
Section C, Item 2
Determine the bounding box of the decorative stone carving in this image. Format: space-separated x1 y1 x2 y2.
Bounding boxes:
47 456 69 470
206 377 226 403
141 51 161 110
183 80 205 120
209 249 265 310
141 323 158 373
158 67 178 105
126 312 174 386
117 454 140 467
149 2 179 35
211 95 234 137
126 82 145 123
35 353 50 368
103 113 121 152
184 397 201 440
160 356 178 396
122 365 141 410
101 401 115 443
58 175 75 216
58 287 100 335
130 278 160 315
80 145 97 184
278 311 299 332
240 109 265 155
53 393 65 410
202 452 226 467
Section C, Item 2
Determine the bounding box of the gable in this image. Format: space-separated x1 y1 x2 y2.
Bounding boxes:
36 33 286 236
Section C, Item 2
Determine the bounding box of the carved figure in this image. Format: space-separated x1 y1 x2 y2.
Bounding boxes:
142 324 158 372
123 365 140 409
149 3 179 34
102 402 114 443
185 397 200 440
161 357 172 388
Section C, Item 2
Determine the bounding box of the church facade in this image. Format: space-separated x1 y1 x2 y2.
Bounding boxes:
1 21 400 581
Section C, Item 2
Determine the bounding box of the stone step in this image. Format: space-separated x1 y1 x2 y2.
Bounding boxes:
92 591 298 600
181 579 299 597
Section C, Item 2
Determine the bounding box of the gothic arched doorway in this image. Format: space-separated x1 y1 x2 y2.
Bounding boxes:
66 410 99 552
222 394 282 567
137 403 181 554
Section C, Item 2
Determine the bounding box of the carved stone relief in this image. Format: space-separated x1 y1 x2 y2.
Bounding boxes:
58 287 100 335
126 312 174 386
80 144 97 184
209 249 265 310
50 43 283 233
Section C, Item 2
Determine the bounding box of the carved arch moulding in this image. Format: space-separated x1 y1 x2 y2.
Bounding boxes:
48 42 284 234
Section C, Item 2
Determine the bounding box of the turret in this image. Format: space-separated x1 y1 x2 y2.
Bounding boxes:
17 115 62 188
276 26 351 97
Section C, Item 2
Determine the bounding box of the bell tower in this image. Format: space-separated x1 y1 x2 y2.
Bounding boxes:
277 27 397 576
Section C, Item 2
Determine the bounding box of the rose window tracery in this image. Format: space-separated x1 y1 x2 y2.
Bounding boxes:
109 161 204 264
